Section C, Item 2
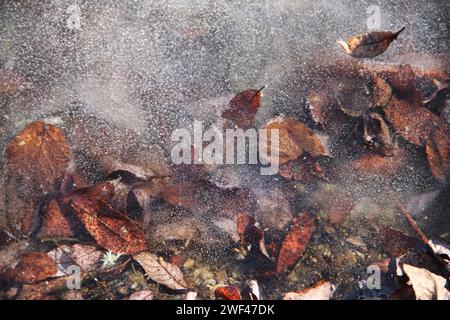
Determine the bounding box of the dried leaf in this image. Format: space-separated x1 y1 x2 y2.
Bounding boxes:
214 286 242 300
353 150 406 176
402 264 450 300
5 121 71 235
283 280 335 300
384 97 450 182
276 213 315 273
67 183 147 254
279 154 326 182
2 252 57 284
372 76 392 107
133 252 187 291
47 244 103 276
337 28 405 58
222 87 264 129
126 290 153 300
382 228 423 257
262 118 328 165
307 91 335 126
37 195 86 240
0 240 30 274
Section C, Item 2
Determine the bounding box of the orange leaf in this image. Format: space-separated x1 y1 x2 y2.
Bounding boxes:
276 213 314 273
214 286 242 300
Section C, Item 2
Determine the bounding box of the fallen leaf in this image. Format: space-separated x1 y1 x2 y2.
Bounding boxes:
384 97 450 182
353 150 406 176
246 280 261 300
382 228 423 257
236 213 271 260
262 118 328 165
0 240 30 274
276 213 315 273
126 290 153 300
214 286 242 300
279 154 326 182
372 76 392 108
133 252 188 291
222 87 264 129
307 91 335 126
2 252 57 284
283 280 336 300
47 244 103 276
37 195 86 240
402 264 450 300
5 121 71 235
337 28 405 58
184 291 198 300
67 182 147 254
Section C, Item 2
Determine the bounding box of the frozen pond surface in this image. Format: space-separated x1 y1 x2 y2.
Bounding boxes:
0 1 449 300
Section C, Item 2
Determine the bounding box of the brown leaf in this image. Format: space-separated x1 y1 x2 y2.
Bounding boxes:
384 97 450 182
222 87 264 129
2 252 57 284
133 252 188 291
279 154 326 182
337 28 405 58
307 91 335 126
236 213 256 246
372 76 392 108
5 121 71 235
214 286 242 300
283 280 335 300
67 182 147 254
262 118 328 165
276 213 315 273
37 195 86 240
353 150 406 176
382 228 422 257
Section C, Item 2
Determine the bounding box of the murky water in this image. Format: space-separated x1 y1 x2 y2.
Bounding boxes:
0 0 449 299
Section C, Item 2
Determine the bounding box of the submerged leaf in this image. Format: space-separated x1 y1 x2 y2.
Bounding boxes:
67 182 147 254
262 118 328 165
5 121 71 235
214 286 242 300
402 264 450 300
283 280 336 300
2 252 57 284
276 212 315 273
133 252 188 291
222 87 264 129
